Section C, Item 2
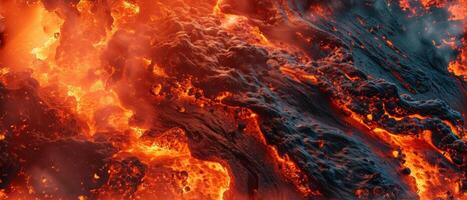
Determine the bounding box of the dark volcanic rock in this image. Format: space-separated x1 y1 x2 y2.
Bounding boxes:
25 139 115 199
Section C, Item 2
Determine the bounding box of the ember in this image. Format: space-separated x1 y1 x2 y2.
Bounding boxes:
0 0 465 199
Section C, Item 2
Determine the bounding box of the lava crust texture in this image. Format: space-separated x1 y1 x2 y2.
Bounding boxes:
0 0 465 200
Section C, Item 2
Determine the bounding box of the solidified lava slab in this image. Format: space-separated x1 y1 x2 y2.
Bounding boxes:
0 0 465 200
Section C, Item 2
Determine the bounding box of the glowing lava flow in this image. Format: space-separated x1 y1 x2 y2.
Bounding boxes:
0 0 465 199
0 1 230 199
213 2 321 198
447 0 466 80
349 115 462 199
395 0 467 80
278 62 464 199
448 38 466 81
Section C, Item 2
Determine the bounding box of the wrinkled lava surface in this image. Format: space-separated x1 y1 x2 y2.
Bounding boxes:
0 0 465 200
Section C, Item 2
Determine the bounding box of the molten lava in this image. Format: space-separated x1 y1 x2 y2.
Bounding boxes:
0 0 465 200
